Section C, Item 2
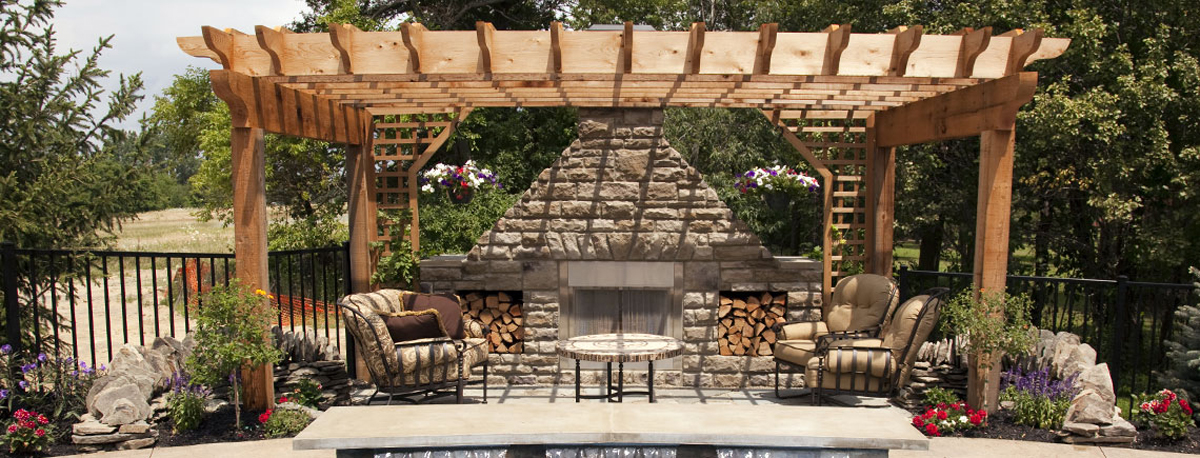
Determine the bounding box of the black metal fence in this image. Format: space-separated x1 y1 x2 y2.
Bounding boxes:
0 242 351 369
898 267 1196 408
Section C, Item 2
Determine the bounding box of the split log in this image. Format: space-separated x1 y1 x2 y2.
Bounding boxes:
717 291 790 356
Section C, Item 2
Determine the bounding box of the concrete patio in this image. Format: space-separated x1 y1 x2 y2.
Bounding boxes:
55 387 1199 458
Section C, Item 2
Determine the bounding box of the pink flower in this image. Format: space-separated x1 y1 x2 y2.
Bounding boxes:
36 415 47 425
6 425 16 434
34 428 44 437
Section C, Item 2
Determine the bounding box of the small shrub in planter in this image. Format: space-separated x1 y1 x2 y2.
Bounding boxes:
1133 389 1195 440
279 379 323 409
1000 366 1078 429
923 387 960 408
259 408 311 438
3 409 52 454
912 401 987 437
165 372 210 433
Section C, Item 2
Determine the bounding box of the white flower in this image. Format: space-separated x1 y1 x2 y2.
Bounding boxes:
958 416 968 424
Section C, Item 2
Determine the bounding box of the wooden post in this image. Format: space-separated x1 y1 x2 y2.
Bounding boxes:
346 143 372 293
968 128 1016 412
866 116 896 277
231 126 274 411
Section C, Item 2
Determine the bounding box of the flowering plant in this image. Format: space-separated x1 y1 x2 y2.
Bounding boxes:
911 401 987 436
1133 389 1195 439
0 344 102 420
166 372 210 433
732 165 819 196
420 161 502 196
259 407 311 438
940 286 1036 411
3 409 53 453
1000 366 1078 429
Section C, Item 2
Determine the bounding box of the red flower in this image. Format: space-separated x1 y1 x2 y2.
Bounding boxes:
1182 399 1193 415
34 428 44 437
937 410 948 420
912 416 924 427
279 396 289 403
925 423 940 436
937 403 947 410
36 415 47 425
6 425 15 433
259 410 273 424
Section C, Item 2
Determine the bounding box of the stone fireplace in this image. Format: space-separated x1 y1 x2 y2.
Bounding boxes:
420 108 822 388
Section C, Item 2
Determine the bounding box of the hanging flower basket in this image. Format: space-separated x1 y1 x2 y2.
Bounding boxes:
732 165 820 208
763 191 791 212
419 160 501 204
447 186 475 204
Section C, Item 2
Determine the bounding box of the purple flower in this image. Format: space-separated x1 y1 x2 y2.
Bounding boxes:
1002 367 1078 401
0 389 7 399
37 353 46 362
98 364 106 372
0 344 10 354
18 380 28 390
20 363 35 373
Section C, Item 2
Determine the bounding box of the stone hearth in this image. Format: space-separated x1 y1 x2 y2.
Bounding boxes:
421 108 821 388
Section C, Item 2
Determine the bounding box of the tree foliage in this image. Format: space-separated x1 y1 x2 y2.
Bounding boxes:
0 0 146 249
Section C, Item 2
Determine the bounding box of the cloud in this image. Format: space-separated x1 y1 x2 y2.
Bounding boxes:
52 0 305 128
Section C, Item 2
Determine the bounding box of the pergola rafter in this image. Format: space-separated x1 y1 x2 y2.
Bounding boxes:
179 21 1069 410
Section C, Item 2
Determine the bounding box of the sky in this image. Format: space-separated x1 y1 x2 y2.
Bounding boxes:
52 0 309 129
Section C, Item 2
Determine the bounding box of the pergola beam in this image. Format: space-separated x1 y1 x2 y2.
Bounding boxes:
180 23 1067 80
873 72 1037 148
210 70 367 144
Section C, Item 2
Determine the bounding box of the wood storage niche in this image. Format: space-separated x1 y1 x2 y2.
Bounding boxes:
717 291 788 356
460 291 524 353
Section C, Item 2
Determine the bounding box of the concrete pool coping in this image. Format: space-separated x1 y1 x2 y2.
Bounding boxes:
292 403 928 453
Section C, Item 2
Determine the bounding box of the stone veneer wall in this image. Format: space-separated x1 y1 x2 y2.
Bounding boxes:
421 108 823 388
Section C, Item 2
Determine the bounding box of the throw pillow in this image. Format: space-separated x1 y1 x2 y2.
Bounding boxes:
381 309 448 342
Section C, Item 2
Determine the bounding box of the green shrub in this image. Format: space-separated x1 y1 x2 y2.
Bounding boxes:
260 408 312 438
185 281 283 428
940 286 1037 410
923 387 961 408
1159 267 1200 400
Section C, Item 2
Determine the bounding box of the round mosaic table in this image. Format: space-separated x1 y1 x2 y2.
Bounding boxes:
556 333 684 403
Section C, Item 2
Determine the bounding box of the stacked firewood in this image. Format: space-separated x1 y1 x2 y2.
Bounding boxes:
462 291 524 353
717 292 787 356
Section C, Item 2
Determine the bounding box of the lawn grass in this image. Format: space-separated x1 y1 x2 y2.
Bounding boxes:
114 208 234 253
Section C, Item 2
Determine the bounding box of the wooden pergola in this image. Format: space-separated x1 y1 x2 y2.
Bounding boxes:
178 22 1068 409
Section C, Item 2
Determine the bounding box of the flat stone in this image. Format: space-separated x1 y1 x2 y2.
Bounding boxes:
116 437 157 450
1100 417 1137 437
119 421 151 434
72 432 132 445
73 420 116 435
1061 421 1099 436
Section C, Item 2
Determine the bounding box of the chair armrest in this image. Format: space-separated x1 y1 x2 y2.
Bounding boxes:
463 316 490 340
774 321 828 341
815 327 881 355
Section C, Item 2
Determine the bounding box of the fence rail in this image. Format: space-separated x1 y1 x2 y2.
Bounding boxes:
898 268 1196 409
0 242 352 369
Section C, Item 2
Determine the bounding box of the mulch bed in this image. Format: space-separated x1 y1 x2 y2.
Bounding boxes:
906 407 1200 454
2 406 272 457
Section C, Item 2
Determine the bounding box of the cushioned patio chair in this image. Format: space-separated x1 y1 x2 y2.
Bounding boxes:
805 287 950 405
338 289 490 404
773 274 899 398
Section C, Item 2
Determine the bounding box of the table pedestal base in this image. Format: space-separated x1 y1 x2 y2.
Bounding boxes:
574 360 657 403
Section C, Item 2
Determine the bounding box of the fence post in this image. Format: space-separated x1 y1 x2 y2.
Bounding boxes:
898 266 910 299
2 242 20 354
1110 275 1129 397
341 241 357 378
